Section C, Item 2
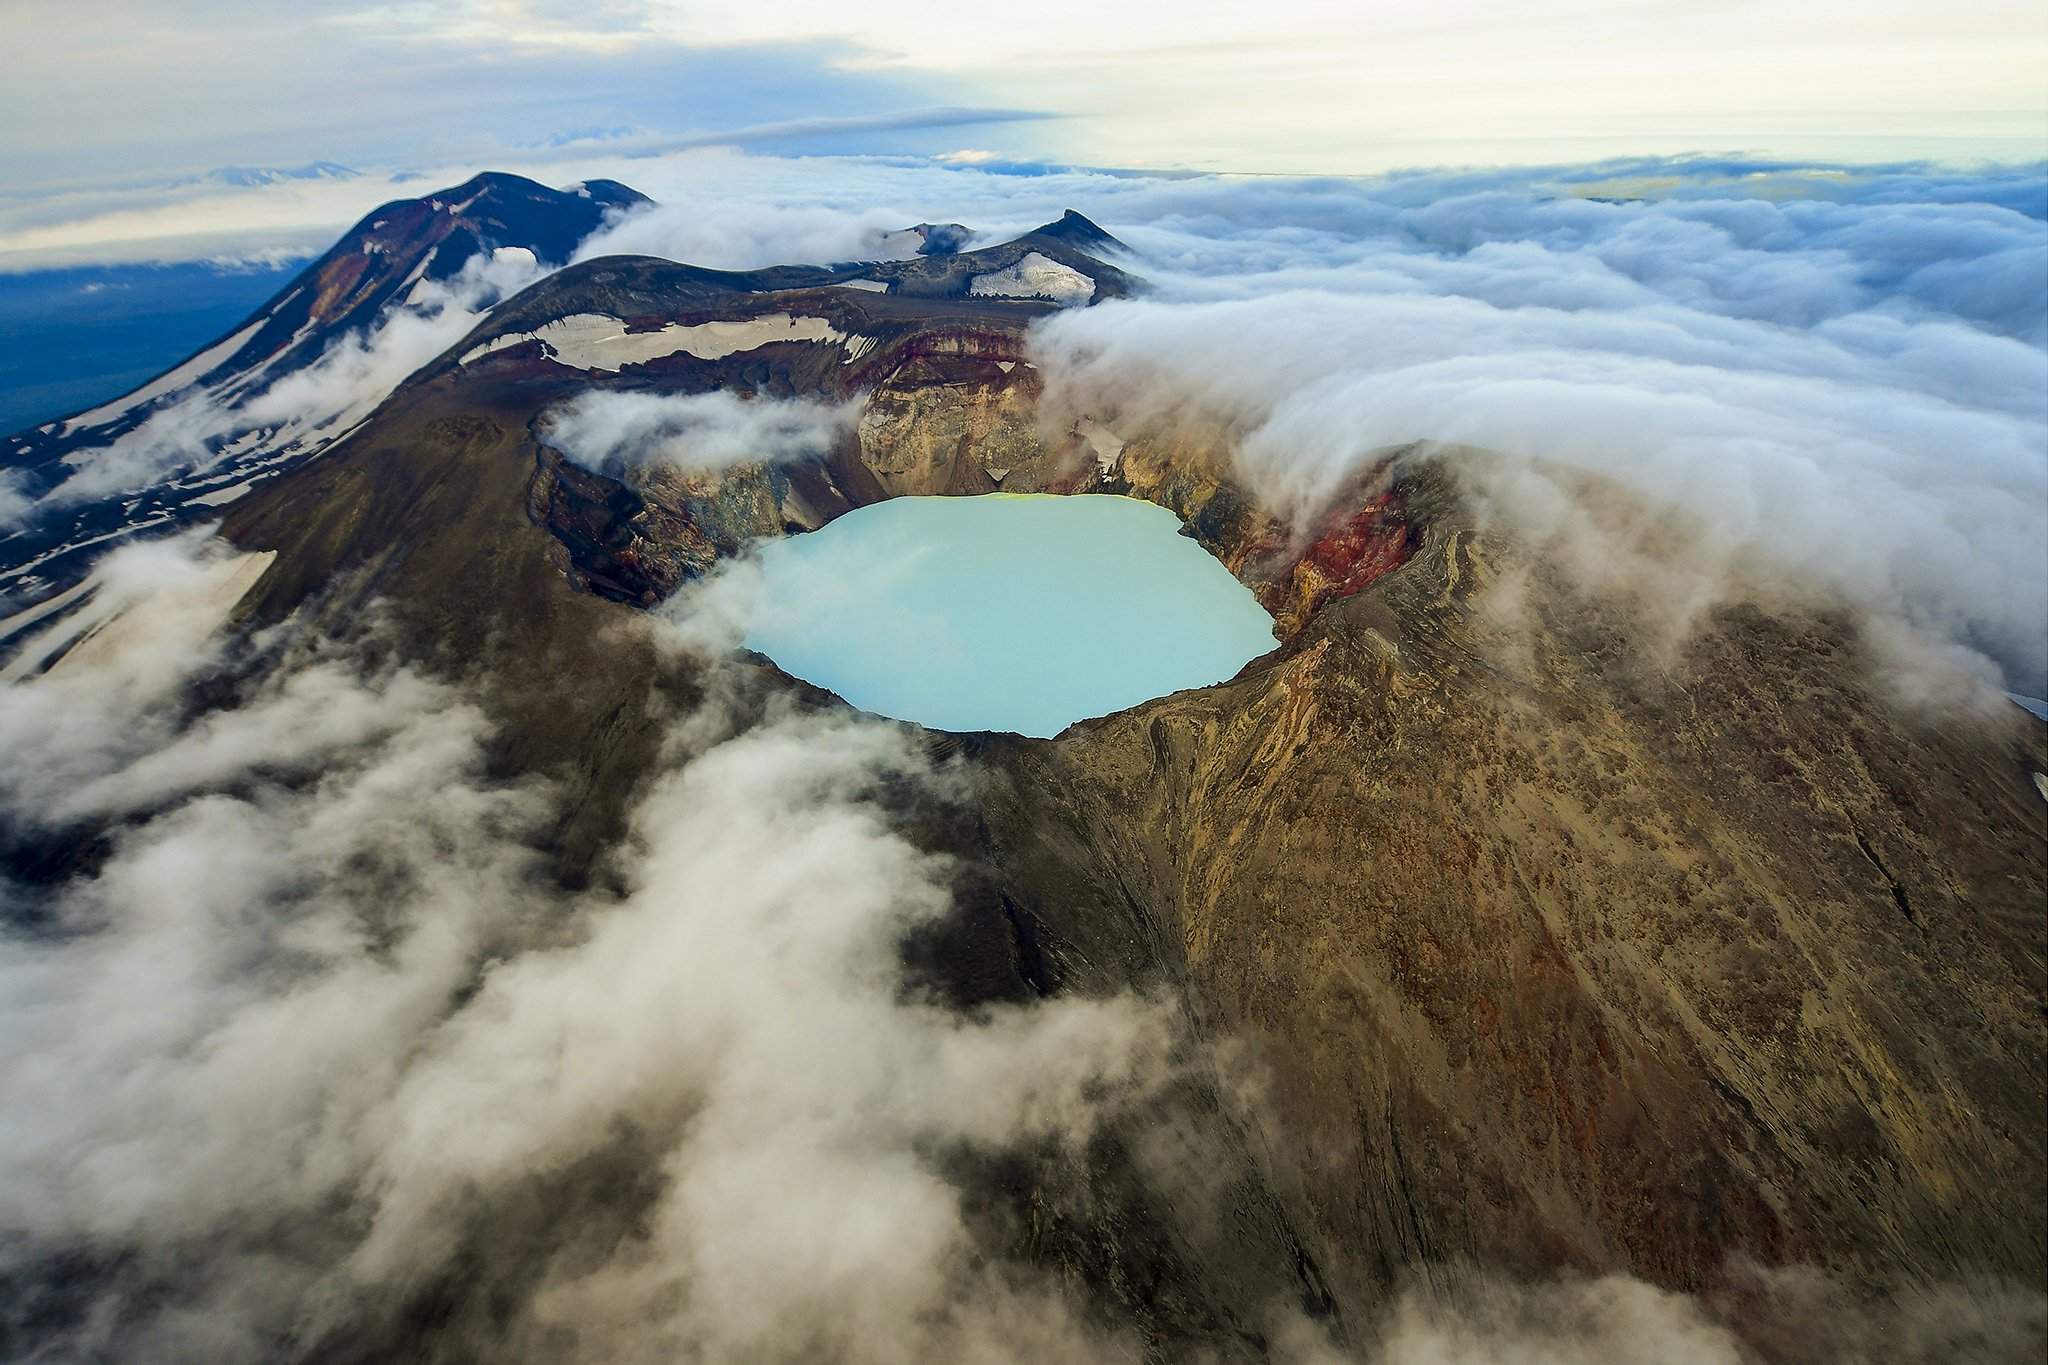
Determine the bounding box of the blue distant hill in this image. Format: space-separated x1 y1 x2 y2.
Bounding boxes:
0 260 304 434
205 161 359 187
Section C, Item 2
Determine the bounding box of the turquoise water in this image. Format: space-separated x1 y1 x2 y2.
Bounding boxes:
744 494 1278 737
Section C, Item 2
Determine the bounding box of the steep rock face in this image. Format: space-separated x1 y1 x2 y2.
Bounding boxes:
855 346 1060 495
495 296 1334 614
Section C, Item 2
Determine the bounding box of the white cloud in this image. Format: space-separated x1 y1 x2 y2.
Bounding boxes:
574 193 930 270
0 534 1169 1362
1 527 2042 1360
1016 166 2048 695
304 1 2048 172
539 389 860 478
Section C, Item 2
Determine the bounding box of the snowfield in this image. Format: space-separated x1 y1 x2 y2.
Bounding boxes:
459 312 872 371
968 252 1095 305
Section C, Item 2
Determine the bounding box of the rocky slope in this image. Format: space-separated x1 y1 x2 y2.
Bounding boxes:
9 206 2043 1359
976 470 2048 1312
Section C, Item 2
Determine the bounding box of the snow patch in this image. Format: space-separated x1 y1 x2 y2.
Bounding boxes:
1075 417 1125 479
1 546 274 683
396 251 435 304
188 479 260 508
460 312 866 372
834 278 890 293
968 252 1095 306
0 575 94 648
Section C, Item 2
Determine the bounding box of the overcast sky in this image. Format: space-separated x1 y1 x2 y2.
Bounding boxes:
0 0 2038 272
5 0 2044 191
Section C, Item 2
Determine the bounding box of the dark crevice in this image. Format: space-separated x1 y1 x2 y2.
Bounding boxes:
1853 830 1918 927
996 892 1054 997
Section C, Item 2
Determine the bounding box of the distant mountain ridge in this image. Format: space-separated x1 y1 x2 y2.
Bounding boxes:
205 161 361 188
0 172 649 600
0 182 1134 609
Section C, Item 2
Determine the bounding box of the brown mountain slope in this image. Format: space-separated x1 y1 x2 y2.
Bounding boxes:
206 279 2048 1358
973 477 2047 1306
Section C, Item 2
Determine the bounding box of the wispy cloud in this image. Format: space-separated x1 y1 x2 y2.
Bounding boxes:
540 389 860 477
5 0 2043 192
1014 158 2048 695
540 106 1060 159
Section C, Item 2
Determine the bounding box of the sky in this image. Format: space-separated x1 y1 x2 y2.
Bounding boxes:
4 0 2045 197
0 0 2043 272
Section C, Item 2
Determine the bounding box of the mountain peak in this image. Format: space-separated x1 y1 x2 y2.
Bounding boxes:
910 222 973 255
1028 209 1121 250
0 170 654 600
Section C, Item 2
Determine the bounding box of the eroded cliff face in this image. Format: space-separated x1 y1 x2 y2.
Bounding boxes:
206 289 2048 1361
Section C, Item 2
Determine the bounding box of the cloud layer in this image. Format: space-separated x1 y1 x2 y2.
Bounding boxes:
0 535 1171 1362
3 0 2043 205
1012 159 2048 694
4 528 2042 1362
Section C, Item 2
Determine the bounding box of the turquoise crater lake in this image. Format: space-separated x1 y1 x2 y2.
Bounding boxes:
744 494 1279 738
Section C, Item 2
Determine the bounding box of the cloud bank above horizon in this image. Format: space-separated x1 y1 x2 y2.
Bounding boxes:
1 0 2043 208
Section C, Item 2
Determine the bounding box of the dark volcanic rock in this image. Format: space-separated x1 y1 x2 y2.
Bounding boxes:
1027 208 1126 253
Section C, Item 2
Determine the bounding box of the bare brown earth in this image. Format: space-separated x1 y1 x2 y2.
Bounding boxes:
216 271 2048 1360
